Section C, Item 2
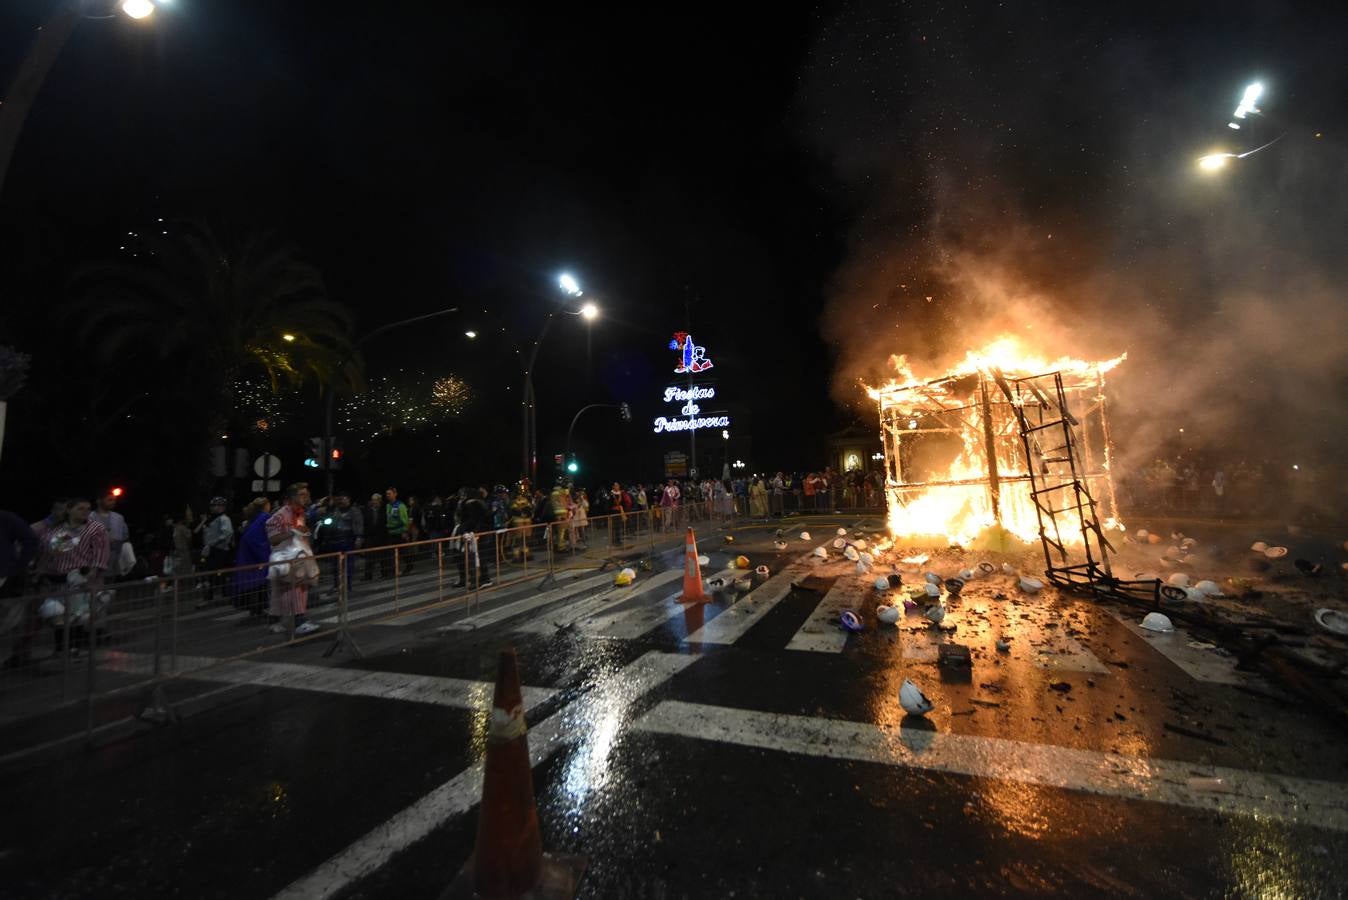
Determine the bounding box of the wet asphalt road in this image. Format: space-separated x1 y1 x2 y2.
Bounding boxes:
3 516 1348 899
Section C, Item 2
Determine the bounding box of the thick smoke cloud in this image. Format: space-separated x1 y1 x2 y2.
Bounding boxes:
797 2 1348 509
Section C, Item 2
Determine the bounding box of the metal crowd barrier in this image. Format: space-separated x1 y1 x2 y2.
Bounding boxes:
0 507 717 751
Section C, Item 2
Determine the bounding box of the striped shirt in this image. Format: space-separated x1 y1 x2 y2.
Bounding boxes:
39 518 110 575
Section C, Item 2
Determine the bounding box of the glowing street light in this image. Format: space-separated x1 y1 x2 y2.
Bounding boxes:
464 330 477 339
580 302 599 321
1197 153 1231 172
120 0 156 18
1196 135 1285 174
558 273 582 297
281 333 296 342
1233 82 1263 121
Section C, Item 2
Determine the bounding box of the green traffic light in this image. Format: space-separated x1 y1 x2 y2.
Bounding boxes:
567 461 579 473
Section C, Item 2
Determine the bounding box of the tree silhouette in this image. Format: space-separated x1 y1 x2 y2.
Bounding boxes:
69 221 361 436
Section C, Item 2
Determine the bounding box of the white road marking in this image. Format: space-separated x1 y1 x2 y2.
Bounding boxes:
423 569 614 631
273 651 697 900
98 652 555 712
511 570 685 636
1106 609 1254 686
684 560 812 645
633 700 1348 832
573 567 738 640
785 576 862 653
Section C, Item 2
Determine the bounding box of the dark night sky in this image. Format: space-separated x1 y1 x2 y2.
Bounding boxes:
1 0 1346 511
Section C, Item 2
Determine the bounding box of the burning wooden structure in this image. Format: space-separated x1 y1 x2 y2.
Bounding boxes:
869 338 1155 600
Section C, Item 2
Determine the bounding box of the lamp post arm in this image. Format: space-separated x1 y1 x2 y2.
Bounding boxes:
565 403 620 462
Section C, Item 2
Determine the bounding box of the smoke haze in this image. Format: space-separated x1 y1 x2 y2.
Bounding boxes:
797 2 1348 506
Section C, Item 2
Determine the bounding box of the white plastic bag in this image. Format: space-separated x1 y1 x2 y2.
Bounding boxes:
269 533 320 586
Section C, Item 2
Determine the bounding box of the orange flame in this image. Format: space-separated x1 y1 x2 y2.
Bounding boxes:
867 335 1124 547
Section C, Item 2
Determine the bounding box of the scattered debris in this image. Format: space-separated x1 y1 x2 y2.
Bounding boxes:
1018 576 1044 594
697 555 710 566
873 576 891 592
1250 541 1268 553
839 610 864 632
837 527 848 536
995 639 1010 653
902 554 930 566
812 546 828 559
924 604 946 626
1314 608 1348 636
1159 585 1188 604
614 567 637 586
1140 612 1175 633
1294 559 1323 577
887 573 904 589
800 531 811 541
734 555 751 569
1166 573 1192 588
773 540 788 551
1163 721 1227 746
938 643 972 669
876 605 901 625
899 679 935 716
1049 681 1072 693
1264 546 1288 560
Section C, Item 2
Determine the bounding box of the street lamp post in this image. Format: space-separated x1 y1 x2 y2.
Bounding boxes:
521 276 598 485
0 0 159 201
322 307 458 500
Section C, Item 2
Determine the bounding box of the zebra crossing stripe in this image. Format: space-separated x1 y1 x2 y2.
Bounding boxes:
632 699 1348 832
684 561 812 645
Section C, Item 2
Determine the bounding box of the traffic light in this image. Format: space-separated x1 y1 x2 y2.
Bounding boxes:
619 401 631 423
553 453 564 466
329 440 343 470
566 458 579 474
306 436 326 468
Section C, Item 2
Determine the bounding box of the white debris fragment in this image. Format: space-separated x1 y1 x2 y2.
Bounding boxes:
1140 612 1175 633
899 679 934 716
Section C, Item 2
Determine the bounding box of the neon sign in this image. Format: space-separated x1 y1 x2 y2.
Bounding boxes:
670 332 713 374
655 334 729 433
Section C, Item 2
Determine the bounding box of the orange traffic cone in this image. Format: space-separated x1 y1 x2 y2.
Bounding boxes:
678 527 710 605
446 648 586 899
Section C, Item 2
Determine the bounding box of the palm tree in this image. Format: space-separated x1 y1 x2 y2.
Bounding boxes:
69 221 361 436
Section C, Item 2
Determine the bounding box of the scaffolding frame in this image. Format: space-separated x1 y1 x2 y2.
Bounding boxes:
874 365 1158 605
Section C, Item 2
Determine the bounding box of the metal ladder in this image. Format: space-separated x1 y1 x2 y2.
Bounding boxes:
993 369 1159 605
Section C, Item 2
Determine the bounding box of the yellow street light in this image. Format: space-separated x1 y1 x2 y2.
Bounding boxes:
580 302 599 321
464 330 478 339
1197 153 1231 172
281 333 296 343
120 0 156 19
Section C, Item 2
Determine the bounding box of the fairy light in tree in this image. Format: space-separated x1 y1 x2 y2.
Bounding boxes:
431 375 472 415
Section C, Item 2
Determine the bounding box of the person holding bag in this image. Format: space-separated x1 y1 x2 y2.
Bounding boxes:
266 483 320 637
